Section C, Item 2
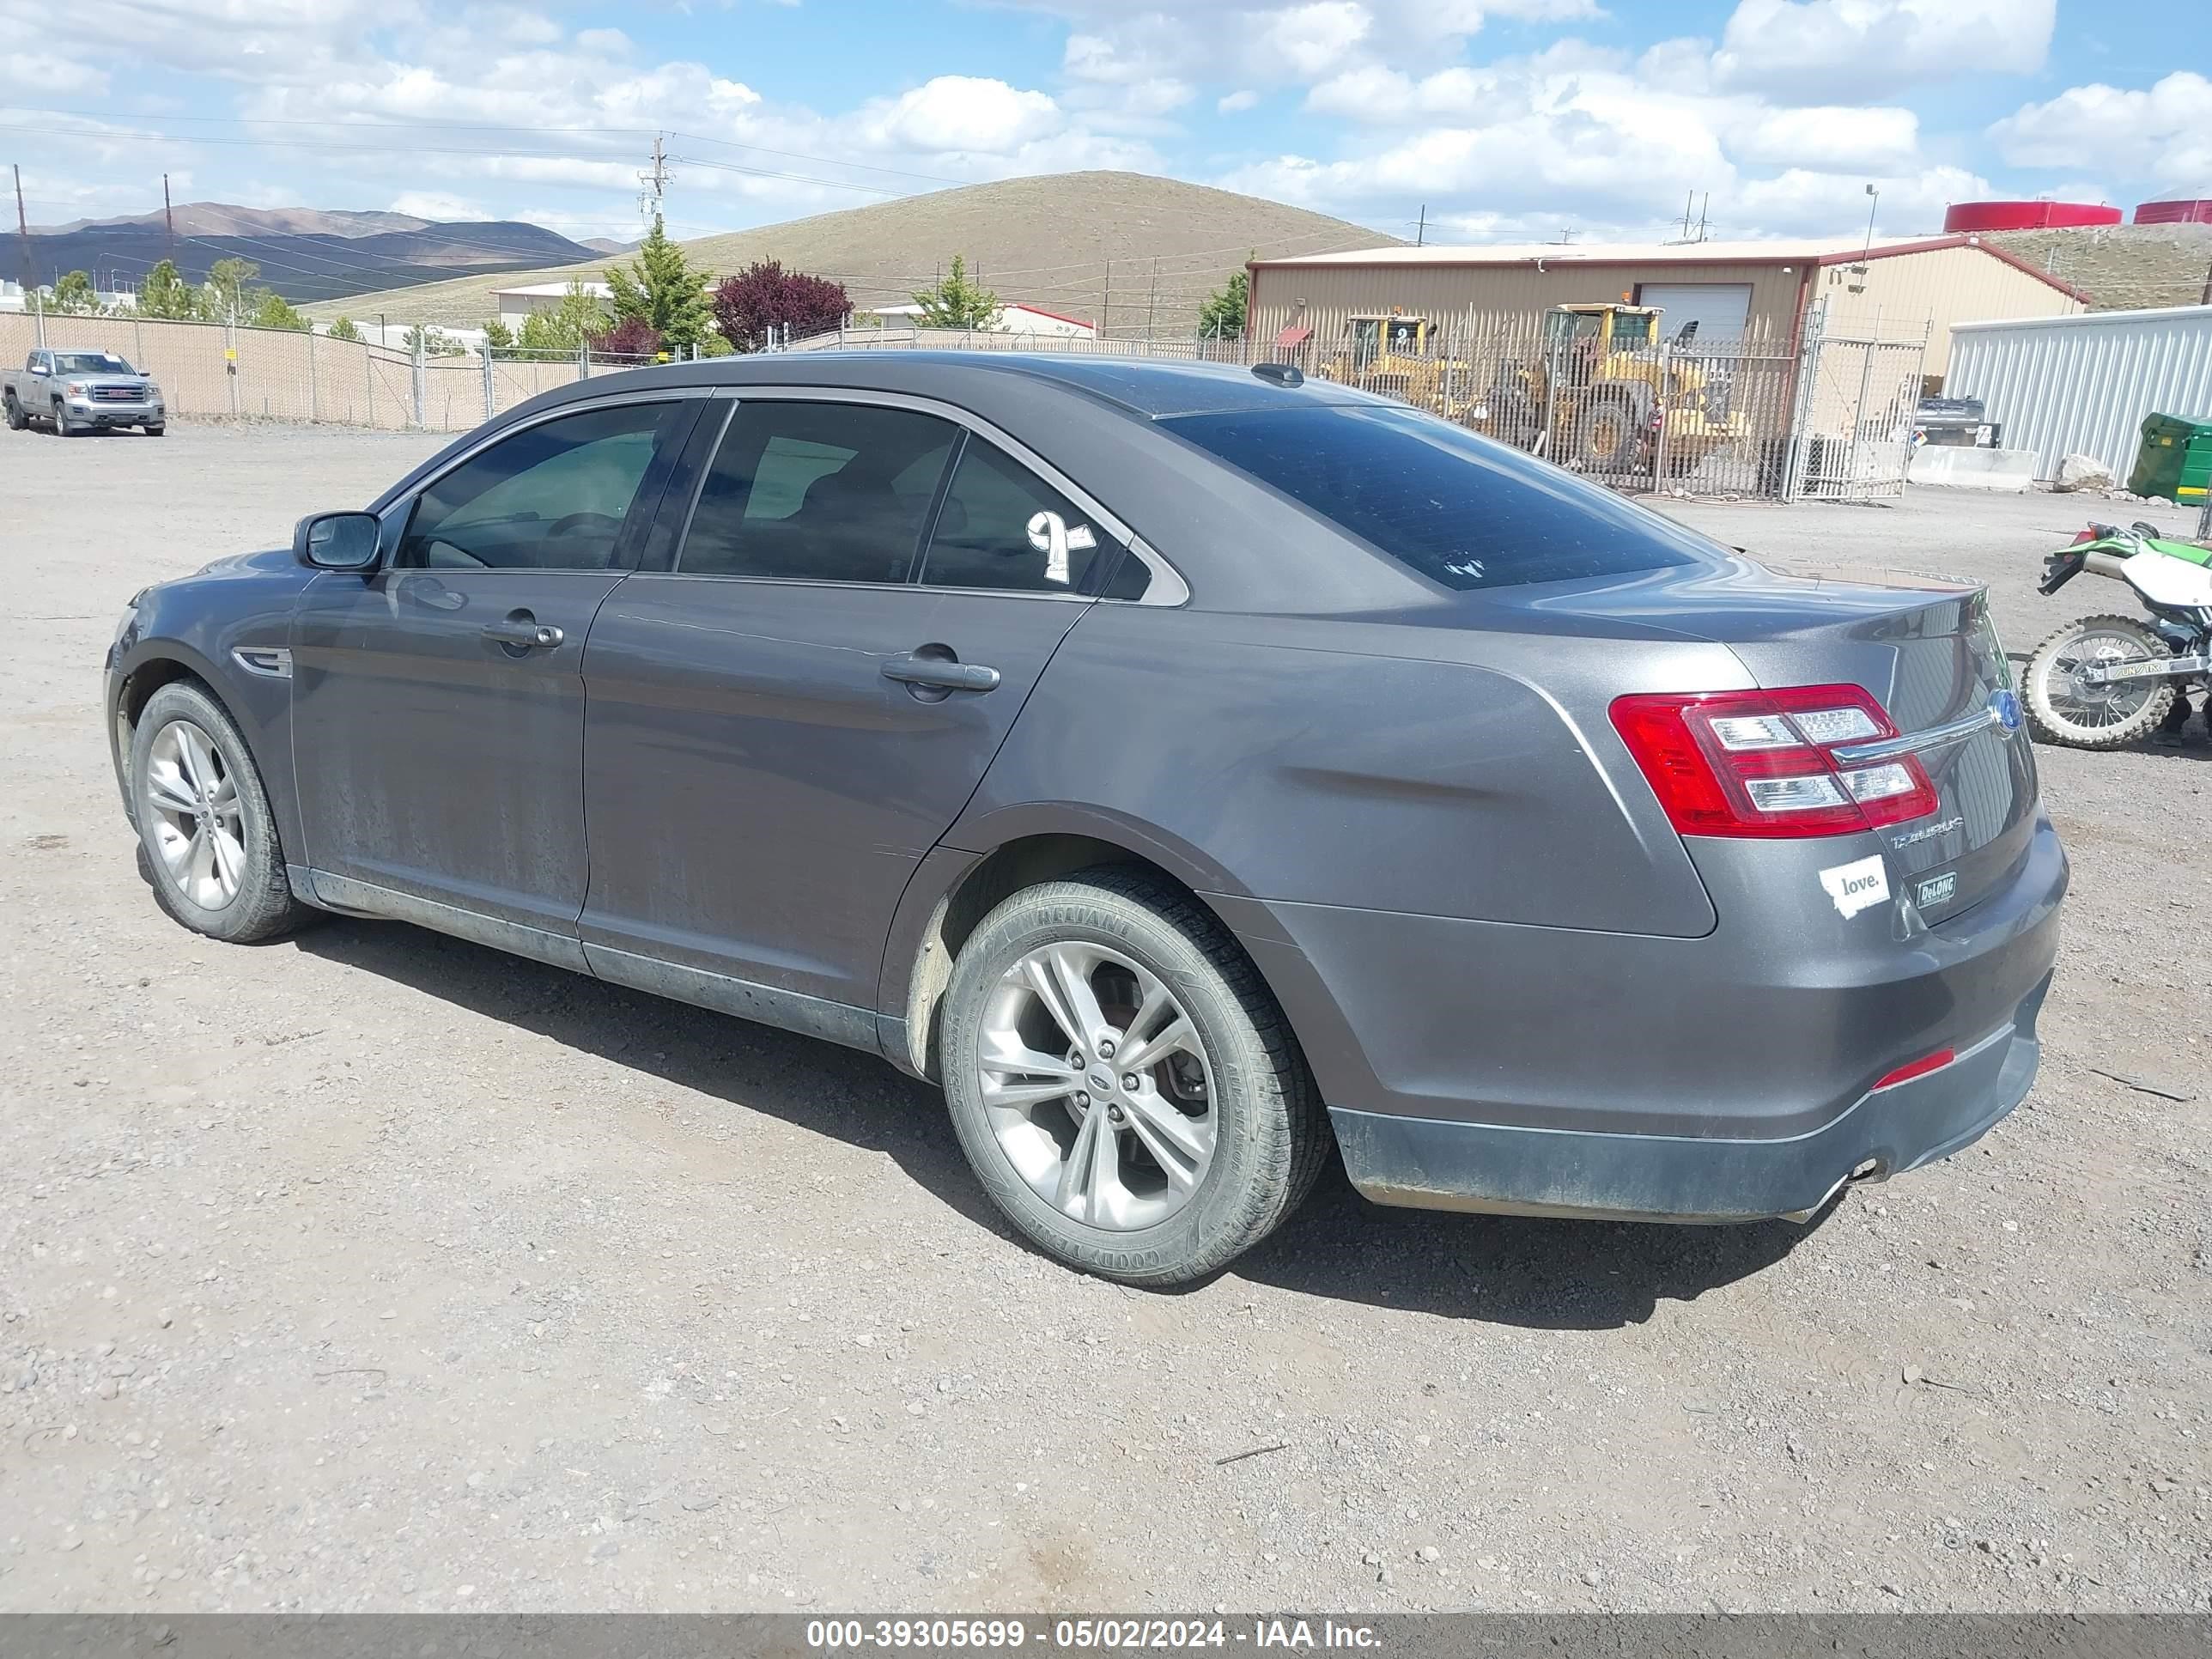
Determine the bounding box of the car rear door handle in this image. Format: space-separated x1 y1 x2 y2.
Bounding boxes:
882 652 1001 694
483 613 564 649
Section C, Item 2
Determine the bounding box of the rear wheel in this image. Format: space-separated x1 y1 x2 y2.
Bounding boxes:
129 680 312 942
3 393 23 431
939 867 1328 1286
2023 614 2176 748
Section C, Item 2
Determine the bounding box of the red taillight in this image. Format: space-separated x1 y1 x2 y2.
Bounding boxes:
1873 1048 1954 1091
1609 684 1939 840
2070 528 2096 544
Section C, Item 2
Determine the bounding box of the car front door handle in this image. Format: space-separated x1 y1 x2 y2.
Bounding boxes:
483 614 564 649
882 653 1001 694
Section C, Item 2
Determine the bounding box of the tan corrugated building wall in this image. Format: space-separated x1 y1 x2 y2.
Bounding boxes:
1249 234 2085 375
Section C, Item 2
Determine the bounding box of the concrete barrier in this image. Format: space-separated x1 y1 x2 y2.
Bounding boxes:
1907 446 2039 491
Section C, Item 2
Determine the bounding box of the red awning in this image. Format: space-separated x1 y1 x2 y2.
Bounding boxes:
1274 324 1313 348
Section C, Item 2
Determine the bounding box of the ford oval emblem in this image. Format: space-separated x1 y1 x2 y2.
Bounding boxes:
1990 687 2022 732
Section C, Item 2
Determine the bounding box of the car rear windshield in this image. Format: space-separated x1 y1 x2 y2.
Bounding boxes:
1161 404 1710 592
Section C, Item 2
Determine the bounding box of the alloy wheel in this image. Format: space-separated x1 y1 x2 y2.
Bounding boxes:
976 941 1218 1231
143 719 246 911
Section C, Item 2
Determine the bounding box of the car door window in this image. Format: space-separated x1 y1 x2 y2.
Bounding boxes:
919 438 1110 593
398 402 681 571
680 401 957 583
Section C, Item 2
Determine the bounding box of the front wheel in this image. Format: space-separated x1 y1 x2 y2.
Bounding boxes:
2022 614 2177 748
129 680 312 942
939 868 1328 1286
144 423 166 437
52 401 76 436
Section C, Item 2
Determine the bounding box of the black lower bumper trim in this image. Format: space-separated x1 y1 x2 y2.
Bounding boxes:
1331 972 2049 1224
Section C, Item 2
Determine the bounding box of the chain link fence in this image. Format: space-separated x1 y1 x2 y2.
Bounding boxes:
5 302 1929 501
785 307 1925 502
0 312 659 433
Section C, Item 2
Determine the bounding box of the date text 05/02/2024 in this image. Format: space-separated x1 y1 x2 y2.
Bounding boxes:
802 1618 1383 1650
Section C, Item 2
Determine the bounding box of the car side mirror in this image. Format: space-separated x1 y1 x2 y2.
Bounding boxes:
295 510 382 572
28 363 47 376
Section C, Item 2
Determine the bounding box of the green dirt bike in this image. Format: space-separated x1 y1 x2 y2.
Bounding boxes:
2025 522 2212 748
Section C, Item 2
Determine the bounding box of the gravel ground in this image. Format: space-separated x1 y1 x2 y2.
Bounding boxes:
2 423 2206 1614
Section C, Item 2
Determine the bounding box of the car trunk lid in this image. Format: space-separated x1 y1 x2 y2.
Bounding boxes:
1476 555 2036 922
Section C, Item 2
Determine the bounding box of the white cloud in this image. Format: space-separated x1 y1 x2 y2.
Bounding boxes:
1711 0 2055 101
1218 88 1261 112
1255 2 1373 78
0 50 110 98
1989 72 2212 192
1724 104 1919 171
1730 163 1991 235
857 76 1064 155
388 191 487 221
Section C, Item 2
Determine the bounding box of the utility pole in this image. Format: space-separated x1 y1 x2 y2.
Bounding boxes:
637 134 670 225
1146 256 1158 340
163 173 175 264
1698 193 1709 241
13 163 33 298
1101 258 1110 338
1861 183 1879 261
1415 204 1427 247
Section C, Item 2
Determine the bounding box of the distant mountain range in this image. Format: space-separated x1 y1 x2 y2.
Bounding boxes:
20 202 604 306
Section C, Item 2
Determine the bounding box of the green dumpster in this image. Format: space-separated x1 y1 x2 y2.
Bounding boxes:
2127 410 2212 504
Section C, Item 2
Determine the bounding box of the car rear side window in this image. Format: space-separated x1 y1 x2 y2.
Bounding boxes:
681 401 957 583
918 437 1109 594
1162 404 1706 591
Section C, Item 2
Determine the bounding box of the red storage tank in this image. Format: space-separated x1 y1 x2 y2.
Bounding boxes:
1944 200 2123 232
2135 199 2212 225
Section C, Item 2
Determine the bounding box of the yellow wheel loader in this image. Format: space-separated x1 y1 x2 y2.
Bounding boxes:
1479 303 1750 478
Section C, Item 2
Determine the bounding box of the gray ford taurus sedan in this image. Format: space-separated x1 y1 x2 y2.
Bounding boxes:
106 354 2066 1284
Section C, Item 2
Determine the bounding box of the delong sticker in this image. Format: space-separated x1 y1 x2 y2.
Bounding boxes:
1819 854 1890 919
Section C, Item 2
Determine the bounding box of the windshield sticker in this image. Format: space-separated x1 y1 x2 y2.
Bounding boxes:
1819 854 1890 920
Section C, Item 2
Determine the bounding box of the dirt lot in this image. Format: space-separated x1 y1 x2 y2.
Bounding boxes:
2 424 2206 1614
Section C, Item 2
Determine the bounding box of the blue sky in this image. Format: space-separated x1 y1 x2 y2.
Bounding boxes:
4 0 2207 257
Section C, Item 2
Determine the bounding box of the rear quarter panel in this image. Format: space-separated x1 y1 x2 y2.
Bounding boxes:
951 601 1738 938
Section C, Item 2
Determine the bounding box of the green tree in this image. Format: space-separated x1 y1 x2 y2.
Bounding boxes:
326 316 362 343
911 253 998 329
481 317 514 357
603 216 713 354
138 258 195 319
251 290 309 331
1198 264 1249 338
47 270 99 313
198 257 260 323
403 323 465 358
515 280 611 354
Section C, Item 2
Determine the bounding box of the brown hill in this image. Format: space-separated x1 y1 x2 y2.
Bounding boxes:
33 202 434 238
1990 223 2212 311
304 172 1398 333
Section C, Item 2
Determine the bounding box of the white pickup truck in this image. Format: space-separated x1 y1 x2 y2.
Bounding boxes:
3 348 166 436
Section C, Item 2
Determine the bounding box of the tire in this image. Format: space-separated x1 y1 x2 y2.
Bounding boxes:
128 679 312 943
939 866 1329 1286
52 400 76 436
2022 614 2177 749
144 424 166 437
1573 397 1643 472
3 394 23 432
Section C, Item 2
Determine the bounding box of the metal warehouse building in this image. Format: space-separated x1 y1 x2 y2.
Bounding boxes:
1944 304 2212 483
1248 234 2085 374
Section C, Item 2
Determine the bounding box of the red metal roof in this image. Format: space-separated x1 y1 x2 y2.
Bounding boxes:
1275 324 1313 348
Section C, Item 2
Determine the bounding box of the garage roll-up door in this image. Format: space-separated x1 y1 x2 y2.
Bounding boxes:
1634 283 1753 341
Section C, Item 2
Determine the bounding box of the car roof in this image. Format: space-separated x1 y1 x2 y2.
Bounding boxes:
558 349 1387 422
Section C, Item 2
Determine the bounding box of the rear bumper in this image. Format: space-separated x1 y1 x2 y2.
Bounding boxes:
1330 971 2046 1222
1219 814 2066 1223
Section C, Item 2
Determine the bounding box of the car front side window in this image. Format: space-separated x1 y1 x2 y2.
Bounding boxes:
396 402 680 572
678 401 957 583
